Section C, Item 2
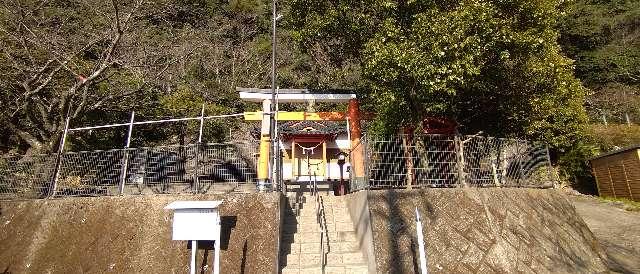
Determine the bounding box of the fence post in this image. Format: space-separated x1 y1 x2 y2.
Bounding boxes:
198 104 205 143
491 163 500 187
50 116 70 198
545 145 554 187
516 141 525 187
625 113 631 126
119 111 135 195
401 132 415 189
194 104 205 194
455 136 466 187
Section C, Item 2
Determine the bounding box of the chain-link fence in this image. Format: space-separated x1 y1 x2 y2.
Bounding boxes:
351 134 553 190
2 134 553 199
0 142 258 200
0 154 57 200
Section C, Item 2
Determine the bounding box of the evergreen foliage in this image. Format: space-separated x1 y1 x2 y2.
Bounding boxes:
291 0 588 149
559 0 640 122
1 0 626 191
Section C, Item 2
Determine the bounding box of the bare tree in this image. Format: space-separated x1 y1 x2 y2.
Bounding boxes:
0 0 144 153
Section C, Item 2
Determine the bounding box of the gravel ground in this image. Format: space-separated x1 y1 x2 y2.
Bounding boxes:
568 194 640 274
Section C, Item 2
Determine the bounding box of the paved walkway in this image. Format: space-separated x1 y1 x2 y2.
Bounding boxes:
568 194 640 274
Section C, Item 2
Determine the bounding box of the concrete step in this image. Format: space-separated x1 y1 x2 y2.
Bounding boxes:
297 209 345 217
283 225 355 234
281 265 368 274
283 222 355 232
293 214 349 222
282 231 357 243
285 199 347 210
283 252 365 267
283 216 354 227
280 240 360 255
285 189 335 197
285 194 347 204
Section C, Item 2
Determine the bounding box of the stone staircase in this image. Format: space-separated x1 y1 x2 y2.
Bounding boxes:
280 193 369 274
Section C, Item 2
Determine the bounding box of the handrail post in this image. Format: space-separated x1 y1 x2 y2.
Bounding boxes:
119 111 135 195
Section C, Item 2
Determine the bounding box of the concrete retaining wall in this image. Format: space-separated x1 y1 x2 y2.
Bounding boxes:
0 193 281 274
365 188 609 273
344 191 377 274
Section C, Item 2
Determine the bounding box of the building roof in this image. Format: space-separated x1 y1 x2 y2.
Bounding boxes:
590 144 640 161
250 121 347 139
279 121 346 136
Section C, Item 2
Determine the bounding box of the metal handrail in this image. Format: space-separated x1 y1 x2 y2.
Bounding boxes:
313 172 328 273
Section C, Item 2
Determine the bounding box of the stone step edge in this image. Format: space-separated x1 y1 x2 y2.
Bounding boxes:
280 261 368 268
280 250 364 256
281 234 357 239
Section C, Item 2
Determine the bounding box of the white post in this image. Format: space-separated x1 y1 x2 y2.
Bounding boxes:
51 116 71 197
125 111 135 148
214 214 221 274
625 113 631 126
191 240 197 274
491 163 500 187
198 104 205 143
415 207 428 274
119 111 135 195
195 104 205 194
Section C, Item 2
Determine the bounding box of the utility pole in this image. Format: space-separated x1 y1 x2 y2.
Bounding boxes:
268 0 278 192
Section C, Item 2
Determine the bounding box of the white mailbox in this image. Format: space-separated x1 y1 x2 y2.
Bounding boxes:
165 200 223 274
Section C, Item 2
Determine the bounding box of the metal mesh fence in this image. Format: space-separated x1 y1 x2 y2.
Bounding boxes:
1 134 552 199
353 134 552 190
0 153 56 200
0 142 258 199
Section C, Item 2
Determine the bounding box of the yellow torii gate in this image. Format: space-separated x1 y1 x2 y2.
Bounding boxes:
237 88 366 191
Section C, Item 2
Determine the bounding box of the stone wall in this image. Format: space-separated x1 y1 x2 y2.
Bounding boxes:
0 193 280 274
367 188 608 273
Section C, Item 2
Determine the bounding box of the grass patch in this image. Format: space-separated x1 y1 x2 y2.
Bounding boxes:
588 124 640 150
598 196 640 211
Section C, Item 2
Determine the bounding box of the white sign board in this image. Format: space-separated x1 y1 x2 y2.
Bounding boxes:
165 200 223 274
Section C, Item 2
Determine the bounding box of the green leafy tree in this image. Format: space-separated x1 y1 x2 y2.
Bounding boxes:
559 0 640 123
291 0 588 149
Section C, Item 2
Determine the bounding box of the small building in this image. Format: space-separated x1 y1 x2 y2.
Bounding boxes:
590 145 640 201
277 120 351 182
237 88 366 193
